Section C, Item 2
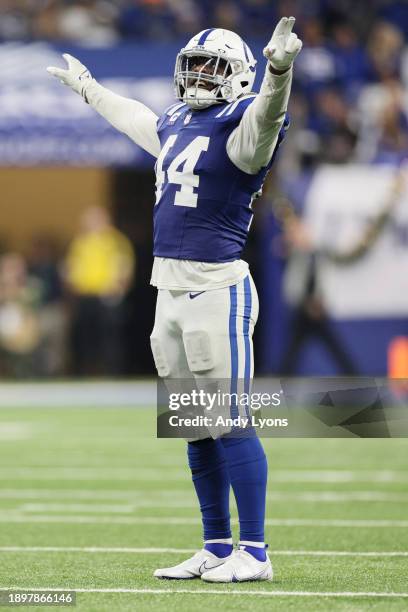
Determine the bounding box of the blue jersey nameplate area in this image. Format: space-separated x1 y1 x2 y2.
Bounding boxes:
153 97 287 263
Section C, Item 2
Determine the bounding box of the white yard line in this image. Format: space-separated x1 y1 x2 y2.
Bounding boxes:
0 468 186 481
18 504 137 514
0 547 407 557
267 491 408 502
0 381 156 407
0 489 190 500
0 587 407 598
0 469 407 482
0 514 407 527
13 492 408 513
0 423 34 441
270 470 408 483
1 489 408 503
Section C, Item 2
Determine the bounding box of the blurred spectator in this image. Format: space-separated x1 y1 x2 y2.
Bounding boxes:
118 0 179 40
237 0 277 37
65 205 135 376
309 87 358 163
32 0 118 43
0 0 32 41
329 19 368 95
27 236 68 376
0 253 42 377
294 17 336 94
380 0 408 39
276 167 405 374
168 0 203 37
31 1 60 41
356 78 408 163
213 1 241 34
366 21 404 81
56 0 118 44
378 80 408 160
278 211 358 375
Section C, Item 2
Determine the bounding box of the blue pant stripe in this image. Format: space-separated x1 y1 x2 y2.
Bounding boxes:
243 276 252 417
229 284 238 419
243 275 252 394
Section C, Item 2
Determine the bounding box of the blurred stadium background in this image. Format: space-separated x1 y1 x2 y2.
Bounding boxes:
0 2 408 607
0 0 407 380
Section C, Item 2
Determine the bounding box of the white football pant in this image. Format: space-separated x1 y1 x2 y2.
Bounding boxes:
150 274 259 438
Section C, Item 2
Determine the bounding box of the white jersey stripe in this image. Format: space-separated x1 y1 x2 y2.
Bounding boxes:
225 99 242 117
215 104 232 118
166 102 186 116
215 95 257 119
225 95 257 117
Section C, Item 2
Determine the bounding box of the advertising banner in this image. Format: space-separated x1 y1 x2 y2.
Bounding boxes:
305 165 408 318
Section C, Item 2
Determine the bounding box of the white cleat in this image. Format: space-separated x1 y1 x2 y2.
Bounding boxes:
201 548 273 583
154 549 231 579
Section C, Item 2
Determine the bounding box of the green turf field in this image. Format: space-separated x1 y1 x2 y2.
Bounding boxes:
0 404 407 611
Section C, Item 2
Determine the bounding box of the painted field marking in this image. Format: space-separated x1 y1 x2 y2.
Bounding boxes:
0 490 406 505
0 468 186 481
0 514 408 527
0 423 34 441
0 587 407 599
0 489 192 500
0 469 407 482
18 504 137 514
0 547 407 557
267 491 408 502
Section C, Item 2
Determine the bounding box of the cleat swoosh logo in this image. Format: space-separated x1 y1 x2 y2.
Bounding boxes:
199 558 224 574
199 560 213 574
189 291 205 300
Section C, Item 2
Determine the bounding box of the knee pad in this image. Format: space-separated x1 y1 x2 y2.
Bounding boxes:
150 335 170 377
183 330 214 373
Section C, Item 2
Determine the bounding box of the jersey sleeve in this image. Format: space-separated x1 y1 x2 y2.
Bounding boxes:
84 80 161 158
226 66 293 174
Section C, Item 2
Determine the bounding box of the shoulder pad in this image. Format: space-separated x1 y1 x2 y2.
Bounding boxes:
214 95 257 120
157 102 187 131
164 102 187 116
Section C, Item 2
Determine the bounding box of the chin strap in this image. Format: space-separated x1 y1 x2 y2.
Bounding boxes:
184 87 220 109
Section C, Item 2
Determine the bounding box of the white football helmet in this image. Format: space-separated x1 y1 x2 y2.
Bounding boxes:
174 28 257 109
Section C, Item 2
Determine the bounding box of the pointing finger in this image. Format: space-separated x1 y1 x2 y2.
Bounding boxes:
286 16 296 34
274 17 288 38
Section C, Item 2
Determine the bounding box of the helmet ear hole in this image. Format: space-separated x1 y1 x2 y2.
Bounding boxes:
240 81 249 88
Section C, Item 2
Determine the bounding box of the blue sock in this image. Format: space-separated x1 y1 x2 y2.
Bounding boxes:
204 542 233 558
220 435 267 543
239 544 267 562
187 438 231 541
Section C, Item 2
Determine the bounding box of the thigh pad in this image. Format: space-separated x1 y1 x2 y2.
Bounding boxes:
150 335 171 378
183 330 214 373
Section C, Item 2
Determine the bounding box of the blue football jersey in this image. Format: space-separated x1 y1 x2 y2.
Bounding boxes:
154 97 288 263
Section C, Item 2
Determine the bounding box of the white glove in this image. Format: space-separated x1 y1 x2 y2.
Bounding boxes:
47 53 93 101
263 16 302 72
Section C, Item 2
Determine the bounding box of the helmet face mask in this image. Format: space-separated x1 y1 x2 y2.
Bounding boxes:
174 29 256 110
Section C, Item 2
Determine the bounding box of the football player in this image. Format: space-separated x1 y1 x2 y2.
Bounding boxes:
48 17 302 583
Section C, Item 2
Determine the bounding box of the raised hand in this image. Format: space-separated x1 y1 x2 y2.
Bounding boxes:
47 54 92 99
263 16 302 73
